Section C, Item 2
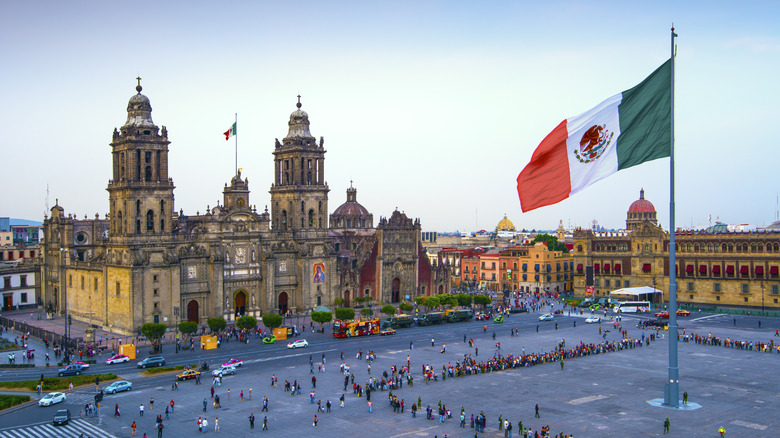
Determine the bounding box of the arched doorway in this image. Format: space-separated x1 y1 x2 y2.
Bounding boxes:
278 292 288 314
391 278 400 303
344 290 351 307
438 285 444 294
234 290 247 316
187 300 199 323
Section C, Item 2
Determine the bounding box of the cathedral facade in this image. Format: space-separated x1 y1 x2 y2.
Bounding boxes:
41 84 446 335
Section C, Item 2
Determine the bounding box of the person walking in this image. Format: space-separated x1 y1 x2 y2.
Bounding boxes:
150 397 154 410
339 394 345 408
132 421 137 436
262 416 269 431
683 391 688 404
313 414 318 428
248 413 255 429
431 338 435 347
198 417 202 432
202 417 208 433
203 398 207 412
664 417 670 434
157 420 164 438
214 416 219 432
535 404 540 418
139 404 144 416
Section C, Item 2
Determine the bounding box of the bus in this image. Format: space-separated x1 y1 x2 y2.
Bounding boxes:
613 301 651 313
332 318 380 338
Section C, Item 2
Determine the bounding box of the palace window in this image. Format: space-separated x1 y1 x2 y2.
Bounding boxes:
741 283 750 294
713 282 721 293
687 282 694 291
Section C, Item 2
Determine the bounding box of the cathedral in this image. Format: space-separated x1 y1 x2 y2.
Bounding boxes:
41 82 448 335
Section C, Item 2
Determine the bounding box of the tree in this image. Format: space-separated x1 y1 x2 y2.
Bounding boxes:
422 296 440 311
262 313 283 331
436 293 458 308
236 315 258 331
398 302 414 312
360 308 374 317
414 296 427 307
310 311 333 332
532 233 569 253
178 321 198 338
335 307 355 321
207 317 227 333
381 304 396 317
141 323 167 352
456 293 472 307
473 294 492 309
333 297 344 306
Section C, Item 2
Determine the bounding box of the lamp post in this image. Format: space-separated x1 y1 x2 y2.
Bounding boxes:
173 306 179 353
761 281 765 313
59 248 70 365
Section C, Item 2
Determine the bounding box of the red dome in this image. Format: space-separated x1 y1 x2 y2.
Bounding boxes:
628 189 655 213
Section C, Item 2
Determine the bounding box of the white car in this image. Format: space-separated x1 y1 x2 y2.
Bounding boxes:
106 354 130 364
39 392 66 407
212 365 237 377
585 316 601 324
287 339 309 349
538 314 554 321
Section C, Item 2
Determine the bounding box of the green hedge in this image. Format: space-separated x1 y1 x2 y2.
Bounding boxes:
0 373 118 391
0 395 30 410
0 364 34 368
143 364 197 375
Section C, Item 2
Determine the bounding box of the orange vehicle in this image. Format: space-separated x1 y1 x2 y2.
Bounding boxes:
333 318 380 338
654 309 691 318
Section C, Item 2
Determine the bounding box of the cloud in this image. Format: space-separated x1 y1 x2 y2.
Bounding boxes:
725 36 780 52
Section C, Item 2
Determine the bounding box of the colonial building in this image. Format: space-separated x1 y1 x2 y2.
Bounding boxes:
41 82 440 335
572 190 780 309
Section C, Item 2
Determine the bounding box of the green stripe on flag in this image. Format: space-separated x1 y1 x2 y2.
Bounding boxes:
616 59 672 170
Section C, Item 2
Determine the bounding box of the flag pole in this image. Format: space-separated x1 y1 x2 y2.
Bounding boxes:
235 113 238 176
664 25 680 408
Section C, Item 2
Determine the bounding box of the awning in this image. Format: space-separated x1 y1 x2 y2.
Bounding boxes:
614 263 621 272
576 264 583 271
534 274 539 281
557 274 561 280
712 265 721 274
556 263 561 271
699 265 707 274
771 266 779 275
686 265 694 273
755 266 764 275
547 264 552 272
726 266 734 274
642 263 651 272
740 266 749 274
522 274 527 281
522 263 527 271
546 275 551 281
535 265 540 272
604 263 610 271
594 263 600 271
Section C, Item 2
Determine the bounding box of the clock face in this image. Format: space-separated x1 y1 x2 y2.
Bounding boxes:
237 198 245 207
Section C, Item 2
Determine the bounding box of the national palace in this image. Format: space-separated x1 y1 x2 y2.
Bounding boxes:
40 82 448 335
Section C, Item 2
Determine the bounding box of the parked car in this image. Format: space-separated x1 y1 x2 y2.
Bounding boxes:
106 354 130 364
39 392 66 407
221 358 243 368
52 409 71 426
379 328 397 336
585 316 602 324
538 314 554 321
287 339 309 349
137 356 166 368
212 365 237 377
176 369 201 381
57 364 83 377
104 380 133 394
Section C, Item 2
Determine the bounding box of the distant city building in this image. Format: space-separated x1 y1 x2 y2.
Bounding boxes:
572 190 780 309
0 263 39 311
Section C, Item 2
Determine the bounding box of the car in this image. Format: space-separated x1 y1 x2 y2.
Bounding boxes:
53 409 71 426
262 335 276 344
379 328 397 336
137 356 166 369
538 314 554 321
104 380 133 394
73 361 90 369
585 316 602 324
57 364 83 377
39 392 66 407
654 309 691 318
212 365 237 377
106 354 130 364
176 369 201 381
475 313 491 321
287 339 309 349
589 304 602 311
222 358 243 368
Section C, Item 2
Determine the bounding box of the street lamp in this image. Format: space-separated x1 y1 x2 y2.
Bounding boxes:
59 248 70 364
761 281 765 313
173 306 179 353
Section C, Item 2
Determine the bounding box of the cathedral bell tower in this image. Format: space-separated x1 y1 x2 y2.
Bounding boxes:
107 79 175 242
269 96 329 234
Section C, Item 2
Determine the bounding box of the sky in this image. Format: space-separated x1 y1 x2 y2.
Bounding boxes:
2 1 779 233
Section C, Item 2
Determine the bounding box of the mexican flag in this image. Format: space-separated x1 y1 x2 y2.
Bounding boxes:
223 122 237 141
517 59 672 212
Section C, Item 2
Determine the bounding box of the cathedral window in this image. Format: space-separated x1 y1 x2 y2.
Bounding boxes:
309 210 315 227
156 151 161 180
145 166 152 182
146 210 155 232
136 150 141 179
136 220 141 234
136 200 141 215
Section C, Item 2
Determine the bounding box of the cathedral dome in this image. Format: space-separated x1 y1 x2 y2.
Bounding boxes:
285 96 313 139
628 189 656 213
331 185 372 228
123 81 155 128
496 214 515 232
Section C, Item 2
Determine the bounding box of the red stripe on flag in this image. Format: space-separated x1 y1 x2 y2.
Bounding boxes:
516 120 572 212
224 130 231 140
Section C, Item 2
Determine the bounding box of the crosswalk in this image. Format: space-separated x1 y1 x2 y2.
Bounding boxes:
0 418 116 438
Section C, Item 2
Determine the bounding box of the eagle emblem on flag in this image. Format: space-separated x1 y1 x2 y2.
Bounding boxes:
573 124 613 163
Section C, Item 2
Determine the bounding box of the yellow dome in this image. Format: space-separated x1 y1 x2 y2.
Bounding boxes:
496 214 515 232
